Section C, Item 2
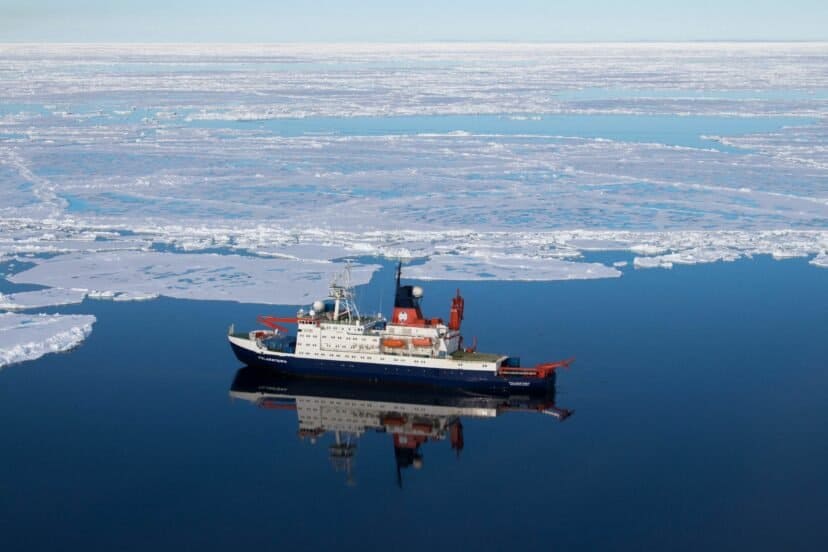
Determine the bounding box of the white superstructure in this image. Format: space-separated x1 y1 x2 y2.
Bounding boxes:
229 264 508 373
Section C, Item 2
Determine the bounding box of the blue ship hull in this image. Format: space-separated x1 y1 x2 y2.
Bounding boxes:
230 341 554 394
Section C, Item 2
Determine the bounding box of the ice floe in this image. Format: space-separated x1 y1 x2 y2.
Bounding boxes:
7 250 378 305
0 313 95 369
810 252 828 268
404 255 621 281
633 256 674 269
0 288 87 310
87 290 159 302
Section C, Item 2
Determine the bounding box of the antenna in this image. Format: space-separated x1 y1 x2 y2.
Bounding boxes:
346 261 360 322
378 278 384 319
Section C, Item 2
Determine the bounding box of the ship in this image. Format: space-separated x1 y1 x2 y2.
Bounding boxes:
229 366 572 487
228 262 573 393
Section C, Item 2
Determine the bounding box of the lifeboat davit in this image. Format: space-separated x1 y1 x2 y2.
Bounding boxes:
411 337 433 348
382 338 406 348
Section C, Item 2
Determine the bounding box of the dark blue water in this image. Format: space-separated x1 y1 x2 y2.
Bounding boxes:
1 257 827 551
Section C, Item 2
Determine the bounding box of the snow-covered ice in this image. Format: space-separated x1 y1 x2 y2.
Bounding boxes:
0 43 826 308
7 250 379 305
405 255 621 281
0 288 87 310
0 313 95 369
86 289 159 301
811 252 828 268
633 256 674 270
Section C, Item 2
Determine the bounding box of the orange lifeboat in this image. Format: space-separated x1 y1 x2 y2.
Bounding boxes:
382 338 406 348
411 337 433 348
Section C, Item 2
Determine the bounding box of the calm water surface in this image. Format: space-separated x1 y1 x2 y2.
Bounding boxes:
187 113 807 151
1 257 827 551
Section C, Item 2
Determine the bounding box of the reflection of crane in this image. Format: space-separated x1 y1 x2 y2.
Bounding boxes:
229 367 573 488
329 431 358 487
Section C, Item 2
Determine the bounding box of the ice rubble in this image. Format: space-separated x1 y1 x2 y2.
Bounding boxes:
3 224 824 302
0 313 95 369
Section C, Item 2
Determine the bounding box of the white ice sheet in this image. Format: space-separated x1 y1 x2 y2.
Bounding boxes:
8 250 379 305
0 312 96 368
0 288 87 310
404 255 621 281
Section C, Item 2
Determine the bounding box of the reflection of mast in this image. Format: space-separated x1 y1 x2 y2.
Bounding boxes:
393 432 426 488
386 415 466 487
329 430 357 487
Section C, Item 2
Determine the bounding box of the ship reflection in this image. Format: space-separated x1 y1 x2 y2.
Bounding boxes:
229 367 572 487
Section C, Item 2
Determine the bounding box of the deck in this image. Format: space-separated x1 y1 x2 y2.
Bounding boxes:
450 350 504 362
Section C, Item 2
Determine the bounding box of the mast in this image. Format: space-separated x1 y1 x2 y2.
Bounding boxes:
329 262 360 323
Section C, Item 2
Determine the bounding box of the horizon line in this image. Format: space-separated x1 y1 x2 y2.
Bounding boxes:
2 39 826 45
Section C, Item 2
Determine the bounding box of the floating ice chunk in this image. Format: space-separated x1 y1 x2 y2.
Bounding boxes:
568 238 630 251
771 250 802 260
0 288 87 310
631 244 670 255
112 291 159 302
613 261 628 268
633 256 674 269
404 254 620 281
9 251 379 305
0 312 95 369
87 290 117 300
87 290 159 302
810 252 828 268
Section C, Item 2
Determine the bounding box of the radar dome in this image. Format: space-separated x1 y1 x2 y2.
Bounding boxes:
412 286 424 298
312 300 325 312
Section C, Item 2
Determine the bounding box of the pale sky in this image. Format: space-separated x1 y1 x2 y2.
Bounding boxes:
1 0 826 42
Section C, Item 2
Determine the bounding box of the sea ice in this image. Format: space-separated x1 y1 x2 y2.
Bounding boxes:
7 250 379 305
810 252 828 268
0 43 825 305
633 256 674 270
0 288 87 310
404 255 621 281
0 312 95 369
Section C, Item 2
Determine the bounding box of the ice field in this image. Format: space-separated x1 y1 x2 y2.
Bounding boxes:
1 43 826 363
